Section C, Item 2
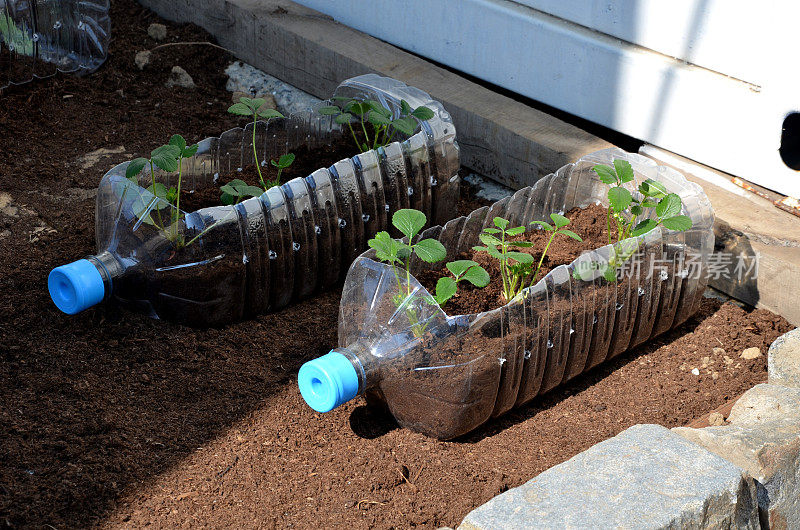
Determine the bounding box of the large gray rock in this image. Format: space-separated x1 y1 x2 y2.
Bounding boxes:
769 328 800 388
459 424 758 530
674 383 800 529
225 61 320 116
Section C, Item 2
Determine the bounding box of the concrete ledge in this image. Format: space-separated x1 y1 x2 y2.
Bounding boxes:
458 424 758 530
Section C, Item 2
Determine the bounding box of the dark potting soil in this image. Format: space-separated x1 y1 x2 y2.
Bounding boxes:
179 135 362 212
0 1 794 528
417 204 609 316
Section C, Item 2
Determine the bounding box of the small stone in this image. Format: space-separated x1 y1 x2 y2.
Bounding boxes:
701 356 712 368
713 347 726 355
708 411 725 426
724 355 734 365
166 66 195 89
134 50 151 70
147 23 167 41
769 328 800 388
712 371 720 380
691 368 700 376
0 229 10 239
740 347 761 360
0 192 11 209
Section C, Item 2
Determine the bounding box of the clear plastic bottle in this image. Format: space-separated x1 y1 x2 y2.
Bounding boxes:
298 148 715 439
1 0 110 90
48 75 460 326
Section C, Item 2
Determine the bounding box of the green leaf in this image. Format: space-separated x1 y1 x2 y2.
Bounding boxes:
608 186 632 213
603 266 618 282
493 217 509 230
639 178 668 199
146 182 169 200
150 144 180 172
641 199 658 208
613 159 634 184
486 245 503 260
125 158 148 180
228 102 252 116
318 105 341 116
593 164 618 185
399 100 412 116
249 98 266 111
505 226 526 236
258 108 284 120
507 251 534 264
368 112 391 126
334 113 353 125
391 116 417 136
461 264 490 287
530 220 554 231
368 231 400 263
411 106 435 121
631 204 643 216
434 277 457 306
366 100 392 119
446 260 475 277
479 233 502 247
656 193 682 219
169 134 186 151
277 153 295 168
392 208 427 240
511 241 534 248
482 228 501 234
345 101 370 115
631 218 658 237
661 215 692 231
550 213 570 228
220 192 237 205
414 238 446 263
558 229 582 241
182 144 198 158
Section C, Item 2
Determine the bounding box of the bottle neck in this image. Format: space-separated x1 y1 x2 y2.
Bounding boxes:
332 342 380 394
86 251 123 301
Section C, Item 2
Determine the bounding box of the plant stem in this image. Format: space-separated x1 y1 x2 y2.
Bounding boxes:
149 161 165 229
359 116 371 151
346 121 361 151
252 113 267 190
530 231 557 287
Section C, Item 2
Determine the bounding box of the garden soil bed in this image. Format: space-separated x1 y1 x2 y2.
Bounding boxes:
0 1 793 528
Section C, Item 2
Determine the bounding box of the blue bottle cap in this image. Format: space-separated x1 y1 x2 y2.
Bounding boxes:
48 259 106 315
298 351 360 413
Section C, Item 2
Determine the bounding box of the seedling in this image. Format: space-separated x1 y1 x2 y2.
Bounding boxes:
472 218 533 302
368 208 446 336
432 260 490 306
318 98 435 152
227 97 285 190
575 159 693 282
528 213 583 285
220 179 265 206
269 153 295 187
126 134 198 246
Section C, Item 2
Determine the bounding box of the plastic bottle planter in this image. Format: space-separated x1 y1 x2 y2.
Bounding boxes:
299 148 715 439
1 0 110 90
48 75 459 326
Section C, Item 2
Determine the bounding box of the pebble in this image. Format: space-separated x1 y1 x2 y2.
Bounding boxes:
708 411 725 426
712 347 725 355
740 347 761 360
691 368 700 376
712 371 719 380
166 66 196 89
147 23 167 41
134 50 151 70
723 355 734 365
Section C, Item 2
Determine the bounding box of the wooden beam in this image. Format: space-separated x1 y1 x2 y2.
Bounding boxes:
641 146 800 327
136 0 612 189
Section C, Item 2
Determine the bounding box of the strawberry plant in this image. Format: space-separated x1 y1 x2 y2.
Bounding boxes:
227 96 285 192
577 159 693 282
368 208 447 335
474 215 581 302
431 260 489 306
126 134 198 247
318 98 434 152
